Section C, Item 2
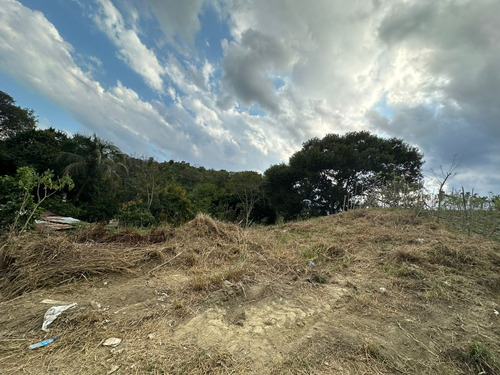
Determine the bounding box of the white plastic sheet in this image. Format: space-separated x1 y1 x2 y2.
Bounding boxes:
42 303 77 331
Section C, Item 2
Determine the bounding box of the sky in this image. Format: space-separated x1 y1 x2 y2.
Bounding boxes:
0 0 499 195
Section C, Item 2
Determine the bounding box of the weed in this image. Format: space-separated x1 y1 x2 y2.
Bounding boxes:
364 342 384 361
307 272 328 284
341 253 354 268
465 341 500 374
301 243 327 262
384 264 423 279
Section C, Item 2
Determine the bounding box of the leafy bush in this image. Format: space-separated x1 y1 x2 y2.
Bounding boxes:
0 167 73 233
116 200 155 227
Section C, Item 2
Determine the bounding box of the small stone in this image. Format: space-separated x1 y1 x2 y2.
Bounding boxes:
148 334 155 340
416 238 425 244
103 338 122 347
107 365 120 374
90 301 101 310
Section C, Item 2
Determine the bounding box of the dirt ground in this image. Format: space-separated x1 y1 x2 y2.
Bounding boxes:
1 210 499 374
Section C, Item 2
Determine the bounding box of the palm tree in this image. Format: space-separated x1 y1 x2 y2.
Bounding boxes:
59 134 128 203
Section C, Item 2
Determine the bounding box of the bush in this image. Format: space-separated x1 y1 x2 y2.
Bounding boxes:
116 200 155 227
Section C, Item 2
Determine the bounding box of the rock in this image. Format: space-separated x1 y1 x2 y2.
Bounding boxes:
103 338 122 347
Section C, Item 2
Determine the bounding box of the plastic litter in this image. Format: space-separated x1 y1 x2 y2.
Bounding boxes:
494 309 499 316
28 336 58 350
307 261 316 267
103 337 122 347
42 303 77 331
379 287 387 293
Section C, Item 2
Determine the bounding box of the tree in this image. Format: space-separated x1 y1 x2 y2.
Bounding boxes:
0 91 37 139
228 171 264 227
189 182 222 215
431 155 458 223
0 128 71 175
153 184 195 225
0 167 74 233
264 164 303 220
265 131 423 219
121 157 171 210
59 134 127 203
116 200 155 227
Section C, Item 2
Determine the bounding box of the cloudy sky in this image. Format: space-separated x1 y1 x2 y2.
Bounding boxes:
1 0 499 194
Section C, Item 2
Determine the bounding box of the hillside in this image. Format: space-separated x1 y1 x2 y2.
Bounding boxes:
1 210 499 374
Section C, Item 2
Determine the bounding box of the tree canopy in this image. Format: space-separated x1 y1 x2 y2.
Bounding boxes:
0 90 436 228
0 90 37 139
265 131 424 218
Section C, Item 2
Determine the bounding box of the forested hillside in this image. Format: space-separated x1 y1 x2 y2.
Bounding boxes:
1 89 498 233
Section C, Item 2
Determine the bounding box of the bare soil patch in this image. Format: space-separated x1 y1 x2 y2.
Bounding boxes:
1 210 499 374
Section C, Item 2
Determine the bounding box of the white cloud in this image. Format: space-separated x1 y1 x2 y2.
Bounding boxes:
0 0 499 194
147 0 203 48
92 0 166 92
216 0 499 193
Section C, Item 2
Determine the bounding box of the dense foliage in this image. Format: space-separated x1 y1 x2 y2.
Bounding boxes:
0 89 437 230
264 131 424 219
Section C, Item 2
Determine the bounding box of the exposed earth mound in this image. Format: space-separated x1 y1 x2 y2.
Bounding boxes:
1 210 499 374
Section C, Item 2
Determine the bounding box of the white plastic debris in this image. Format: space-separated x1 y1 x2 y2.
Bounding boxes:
42 303 77 331
103 338 122 347
379 287 387 293
416 238 425 244
307 261 316 267
494 309 499 316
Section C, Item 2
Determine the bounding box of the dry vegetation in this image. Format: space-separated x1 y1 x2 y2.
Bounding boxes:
1 210 499 374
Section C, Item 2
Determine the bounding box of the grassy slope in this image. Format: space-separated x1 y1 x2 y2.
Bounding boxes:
0 210 499 374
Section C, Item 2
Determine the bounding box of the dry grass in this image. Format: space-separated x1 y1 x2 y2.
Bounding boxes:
0 233 165 299
1 209 499 374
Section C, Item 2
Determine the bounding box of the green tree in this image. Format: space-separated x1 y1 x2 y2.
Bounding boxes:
190 182 222 214
121 157 171 210
0 91 37 139
0 128 71 175
0 167 74 233
265 131 423 218
59 134 127 203
228 171 264 227
153 184 195 225
264 164 303 221
116 200 155 227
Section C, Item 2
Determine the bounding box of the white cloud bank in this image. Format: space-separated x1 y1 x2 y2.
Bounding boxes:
0 0 499 193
